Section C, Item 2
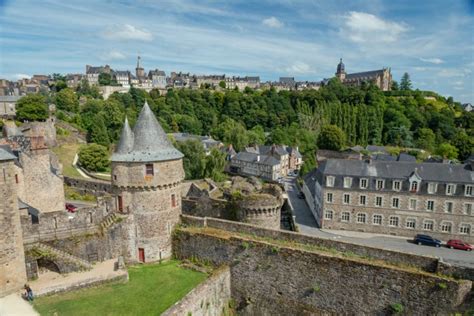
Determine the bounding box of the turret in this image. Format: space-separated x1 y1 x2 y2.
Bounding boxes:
111 102 184 262
335 58 346 81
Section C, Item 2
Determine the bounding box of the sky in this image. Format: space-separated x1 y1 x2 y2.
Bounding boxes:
0 0 473 103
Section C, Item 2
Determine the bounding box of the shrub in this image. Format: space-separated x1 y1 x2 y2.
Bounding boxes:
390 303 404 314
78 143 110 172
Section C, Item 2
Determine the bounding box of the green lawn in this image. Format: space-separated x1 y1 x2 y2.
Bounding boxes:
52 143 82 178
33 260 207 316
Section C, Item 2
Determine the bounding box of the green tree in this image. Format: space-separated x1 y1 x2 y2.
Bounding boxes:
15 94 49 121
415 128 436 152
247 125 266 145
78 143 110 172
391 80 399 91
204 147 227 181
176 140 206 179
88 115 110 147
436 143 459 160
219 81 226 89
451 130 474 161
317 125 346 151
400 72 412 91
98 73 112 86
56 88 79 112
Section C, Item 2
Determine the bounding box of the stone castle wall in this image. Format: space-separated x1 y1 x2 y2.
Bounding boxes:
162 266 231 316
0 159 27 297
22 118 57 147
64 176 113 196
173 225 472 315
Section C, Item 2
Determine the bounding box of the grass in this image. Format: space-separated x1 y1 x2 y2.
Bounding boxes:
52 143 82 178
33 260 207 316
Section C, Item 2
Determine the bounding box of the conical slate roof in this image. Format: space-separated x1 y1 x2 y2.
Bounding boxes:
111 102 183 162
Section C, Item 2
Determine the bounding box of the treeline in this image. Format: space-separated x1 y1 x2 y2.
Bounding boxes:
12 78 474 177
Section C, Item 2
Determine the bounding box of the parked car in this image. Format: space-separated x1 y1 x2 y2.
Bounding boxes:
297 192 305 199
447 239 473 251
65 203 77 213
413 234 441 247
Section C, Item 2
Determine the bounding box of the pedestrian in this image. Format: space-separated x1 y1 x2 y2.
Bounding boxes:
24 284 34 302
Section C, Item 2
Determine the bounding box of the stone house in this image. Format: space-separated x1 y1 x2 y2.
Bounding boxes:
0 95 20 117
171 133 223 155
85 64 111 85
148 69 166 89
307 158 474 243
225 76 260 90
113 70 131 87
335 59 392 91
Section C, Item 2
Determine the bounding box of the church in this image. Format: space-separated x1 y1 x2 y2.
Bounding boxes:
335 59 392 91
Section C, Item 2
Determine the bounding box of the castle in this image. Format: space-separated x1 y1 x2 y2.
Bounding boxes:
335 58 392 91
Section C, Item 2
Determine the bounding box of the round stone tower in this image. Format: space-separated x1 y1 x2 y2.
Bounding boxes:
111 102 184 262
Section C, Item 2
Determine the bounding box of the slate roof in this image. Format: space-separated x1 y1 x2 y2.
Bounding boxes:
303 168 318 196
149 70 166 76
233 152 280 166
319 159 474 184
114 70 130 76
345 69 385 80
0 146 16 161
111 102 183 162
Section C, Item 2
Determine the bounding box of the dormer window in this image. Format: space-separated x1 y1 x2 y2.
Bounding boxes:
359 178 368 189
446 184 456 196
145 164 154 176
410 181 418 192
392 181 401 191
343 177 352 188
427 183 437 194
376 179 384 190
408 170 422 194
326 176 335 187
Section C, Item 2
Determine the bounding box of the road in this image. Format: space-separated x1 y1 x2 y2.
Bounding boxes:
282 176 474 268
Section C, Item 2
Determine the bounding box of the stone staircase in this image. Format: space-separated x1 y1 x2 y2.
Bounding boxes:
99 212 122 235
37 243 93 271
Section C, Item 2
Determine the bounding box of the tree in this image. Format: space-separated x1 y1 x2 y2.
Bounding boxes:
56 88 79 112
317 125 346 151
219 81 226 89
176 139 206 179
415 128 436 152
15 94 49 121
88 115 110 147
78 143 110 172
98 73 112 86
400 72 412 91
451 130 474 161
204 147 227 181
435 143 459 160
247 125 266 145
391 80 399 91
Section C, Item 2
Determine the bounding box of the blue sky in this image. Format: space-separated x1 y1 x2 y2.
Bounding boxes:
1 0 473 103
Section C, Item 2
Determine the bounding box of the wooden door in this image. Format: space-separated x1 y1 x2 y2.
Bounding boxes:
138 248 145 262
117 196 123 212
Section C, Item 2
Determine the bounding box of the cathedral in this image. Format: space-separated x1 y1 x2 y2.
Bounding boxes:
335 59 392 91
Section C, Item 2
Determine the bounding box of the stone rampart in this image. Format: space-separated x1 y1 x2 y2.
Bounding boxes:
64 176 113 196
181 215 438 272
173 227 472 315
162 266 231 316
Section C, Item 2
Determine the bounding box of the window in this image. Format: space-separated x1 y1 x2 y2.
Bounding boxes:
441 222 452 233
359 178 368 189
15 174 19 184
326 176 335 187
343 177 352 188
171 194 177 207
113 174 117 181
410 181 418 192
423 220 434 231
409 199 417 210
343 194 351 205
460 224 471 235
464 203 473 216
444 201 453 213
406 218 416 229
145 164 154 176
426 200 435 212
373 214 382 225
359 195 367 206
326 192 333 203
88 212 93 224
341 212 350 222
117 195 123 212
465 185 473 197
375 196 383 207
427 182 437 194
356 213 367 224
446 184 456 195
389 216 399 227
392 181 401 191
376 179 384 190
324 210 334 220
392 197 400 208
53 217 58 229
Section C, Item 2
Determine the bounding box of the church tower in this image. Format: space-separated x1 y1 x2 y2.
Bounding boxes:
0 148 27 296
335 58 346 81
111 103 184 262
135 56 145 81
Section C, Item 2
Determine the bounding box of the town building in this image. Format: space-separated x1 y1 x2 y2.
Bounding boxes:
230 145 302 181
65 74 84 88
305 158 474 242
113 70 131 87
148 69 166 89
0 95 21 118
225 76 260 90
335 59 392 91
85 64 111 85
171 133 223 155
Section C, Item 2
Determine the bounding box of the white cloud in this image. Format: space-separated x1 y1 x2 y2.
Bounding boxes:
102 24 153 41
438 69 465 77
284 62 314 74
100 50 126 61
262 17 284 28
13 73 31 80
341 11 408 43
419 57 444 64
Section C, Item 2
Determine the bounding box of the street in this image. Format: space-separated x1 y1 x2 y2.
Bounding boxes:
282 176 474 268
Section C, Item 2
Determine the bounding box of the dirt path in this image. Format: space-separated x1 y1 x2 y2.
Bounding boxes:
0 293 39 316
